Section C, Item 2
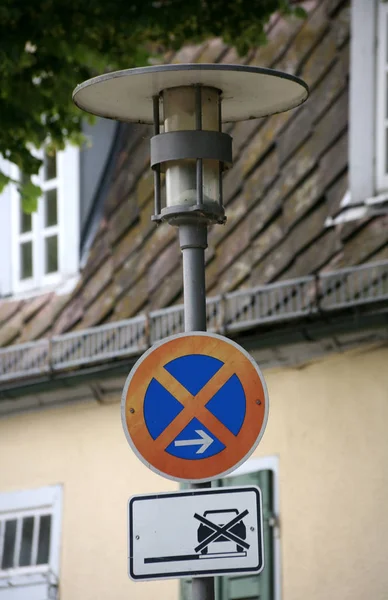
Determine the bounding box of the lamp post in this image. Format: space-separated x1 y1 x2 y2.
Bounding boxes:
73 63 308 600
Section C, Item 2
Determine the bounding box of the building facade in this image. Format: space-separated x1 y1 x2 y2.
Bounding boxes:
0 1 388 599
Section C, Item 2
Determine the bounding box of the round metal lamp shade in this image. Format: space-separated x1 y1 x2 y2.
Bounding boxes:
73 64 309 123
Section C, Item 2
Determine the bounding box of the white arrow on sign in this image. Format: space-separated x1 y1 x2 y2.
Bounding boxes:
174 429 214 454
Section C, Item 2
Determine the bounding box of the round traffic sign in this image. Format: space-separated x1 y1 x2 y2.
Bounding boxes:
121 332 269 482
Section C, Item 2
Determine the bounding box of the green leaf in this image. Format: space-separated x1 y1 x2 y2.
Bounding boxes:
0 0 304 190
19 180 41 214
293 6 307 19
0 171 11 194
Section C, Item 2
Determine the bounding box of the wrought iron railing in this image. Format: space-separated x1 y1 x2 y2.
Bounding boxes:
0 339 49 382
226 276 316 332
319 260 388 309
0 260 387 383
51 316 147 370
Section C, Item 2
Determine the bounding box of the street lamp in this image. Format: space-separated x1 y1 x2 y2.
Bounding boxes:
73 64 308 332
73 63 308 600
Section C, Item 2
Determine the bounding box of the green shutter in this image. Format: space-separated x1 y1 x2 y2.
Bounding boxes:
215 470 275 600
181 577 192 600
180 470 275 600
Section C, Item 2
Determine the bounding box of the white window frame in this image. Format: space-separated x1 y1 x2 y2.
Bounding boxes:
7 144 80 297
10 153 63 294
376 0 388 192
327 0 388 226
349 0 377 204
0 156 14 297
0 485 62 591
225 455 281 600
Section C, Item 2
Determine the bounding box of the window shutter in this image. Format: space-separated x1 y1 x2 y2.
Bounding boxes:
215 470 274 600
180 471 275 600
181 577 192 600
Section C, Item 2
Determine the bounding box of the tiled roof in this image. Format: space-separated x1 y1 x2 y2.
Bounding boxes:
1 0 387 348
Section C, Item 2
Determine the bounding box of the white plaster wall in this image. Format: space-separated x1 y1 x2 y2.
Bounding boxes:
0 344 387 600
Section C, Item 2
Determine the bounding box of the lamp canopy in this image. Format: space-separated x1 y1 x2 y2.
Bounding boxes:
73 63 309 124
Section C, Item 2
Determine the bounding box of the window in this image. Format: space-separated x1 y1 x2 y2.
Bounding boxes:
181 457 279 600
0 485 62 598
376 1 388 192
10 145 80 295
16 152 59 288
327 0 388 226
0 117 117 298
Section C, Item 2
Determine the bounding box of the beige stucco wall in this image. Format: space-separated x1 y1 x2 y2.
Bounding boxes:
0 344 388 600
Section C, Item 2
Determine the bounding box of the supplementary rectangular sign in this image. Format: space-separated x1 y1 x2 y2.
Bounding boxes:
128 486 264 580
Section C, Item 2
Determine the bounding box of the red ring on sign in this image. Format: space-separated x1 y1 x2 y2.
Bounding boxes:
121 332 269 483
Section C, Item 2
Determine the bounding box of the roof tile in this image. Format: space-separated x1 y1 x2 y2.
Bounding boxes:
19 294 70 342
0 300 24 327
332 4 350 48
318 131 348 192
114 275 148 320
251 219 285 266
282 169 322 229
82 257 114 309
300 26 338 89
82 229 111 284
136 170 154 208
239 112 289 177
310 43 349 123
288 201 332 257
215 249 253 294
251 239 294 284
313 88 348 157
22 293 53 323
81 282 116 328
336 217 388 267
326 0 349 18
52 295 83 335
249 13 307 69
112 199 154 272
194 38 228 64
149 268 183 310
148 240 181 294
281 228 339 278
325 170 348 217
244 149 279 207
277 1 330 76
216 217 251 275
108 195 140 246
0 311 23 346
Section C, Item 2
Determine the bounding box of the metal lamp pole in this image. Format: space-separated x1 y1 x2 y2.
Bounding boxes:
176 87 222 600
180 221 214 600
73 62 308 600
154 81 226 600
180 224 208 333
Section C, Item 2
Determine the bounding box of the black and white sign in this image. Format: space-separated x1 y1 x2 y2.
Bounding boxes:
128 486 264 580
